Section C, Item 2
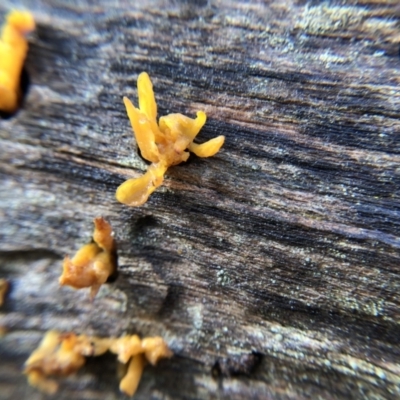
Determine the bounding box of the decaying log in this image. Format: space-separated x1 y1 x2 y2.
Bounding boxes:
1 0 399 399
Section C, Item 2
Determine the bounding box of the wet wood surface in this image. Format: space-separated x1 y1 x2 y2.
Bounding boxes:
1 0 400 399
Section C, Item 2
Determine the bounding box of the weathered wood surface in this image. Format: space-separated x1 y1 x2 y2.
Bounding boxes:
1 0 400 399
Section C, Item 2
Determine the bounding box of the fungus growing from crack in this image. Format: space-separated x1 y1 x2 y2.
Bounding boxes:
116 72 225 206
59 217 117 299
0 10 35 113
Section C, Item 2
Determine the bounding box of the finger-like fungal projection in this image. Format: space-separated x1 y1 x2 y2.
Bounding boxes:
116 72 225 206
110 335 172 396
59 217 117 299
119 353 146 396
0 10 35 113
24 331 89 395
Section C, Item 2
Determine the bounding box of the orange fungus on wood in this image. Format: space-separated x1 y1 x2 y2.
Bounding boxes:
0 10 35 113
24 331 172 397
116 72 225 207
59 217 117 299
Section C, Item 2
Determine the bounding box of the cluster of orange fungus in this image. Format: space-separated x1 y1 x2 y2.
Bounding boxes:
59 217 117 299
111 335 172 395
0 10 35 113
116 72 225 206
24 330 172 397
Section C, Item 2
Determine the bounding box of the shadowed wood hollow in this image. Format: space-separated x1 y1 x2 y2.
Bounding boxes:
1 1 399 399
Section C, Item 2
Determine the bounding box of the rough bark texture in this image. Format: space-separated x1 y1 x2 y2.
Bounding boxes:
1 0 400 399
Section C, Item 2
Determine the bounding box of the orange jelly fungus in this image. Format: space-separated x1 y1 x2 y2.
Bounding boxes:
116 72 225 206
59 217 117 299
0 10 35 113
109 334 172 396
24 331 172 397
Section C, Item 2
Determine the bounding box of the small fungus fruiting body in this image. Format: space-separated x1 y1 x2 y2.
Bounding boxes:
119 354 145 396
0 278 9 306
24 331 87 394
141 336 173 366
108 334 173 396
24 331 172 397
59 217 117 299
0 10 35 113
116 72 225 206
110 334 142 364
109 334 172 396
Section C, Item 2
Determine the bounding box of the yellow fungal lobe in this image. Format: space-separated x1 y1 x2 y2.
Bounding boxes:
119 354 146 396
24 331 172 397
24 331 86 395
115 162 167 207
189 135 226 158
110 334 172 396
0 278 9 306
109 334 142 364
141 336 173 366
59 217 117 299
116 72 225 207
0 10 35 113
